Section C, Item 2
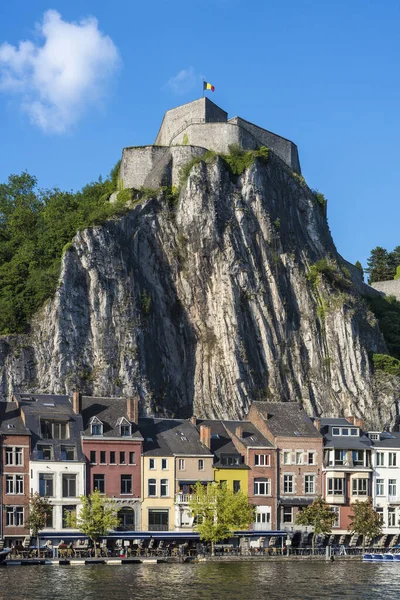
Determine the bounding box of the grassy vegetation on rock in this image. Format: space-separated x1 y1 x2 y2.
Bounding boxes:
364 294 400 359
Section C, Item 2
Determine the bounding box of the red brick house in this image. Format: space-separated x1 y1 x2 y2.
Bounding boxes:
77 394 143 531
248 402 323 544
0 402 31 546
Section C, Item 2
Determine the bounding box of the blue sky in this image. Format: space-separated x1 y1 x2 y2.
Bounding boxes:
0 0 399 271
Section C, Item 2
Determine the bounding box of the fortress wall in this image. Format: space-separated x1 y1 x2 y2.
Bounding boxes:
120 146 170 189
169 146 207 186
371 280 400 301
229 117 301 174
155 98 227 146
172 122 258 154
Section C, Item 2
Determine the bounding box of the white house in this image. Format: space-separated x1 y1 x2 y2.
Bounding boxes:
371 431 400 545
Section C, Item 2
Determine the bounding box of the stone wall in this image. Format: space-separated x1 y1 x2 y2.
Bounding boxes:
229 117 301 174
171 122 258 154
119 145 207 190
155 97 227 146
371 280 400 301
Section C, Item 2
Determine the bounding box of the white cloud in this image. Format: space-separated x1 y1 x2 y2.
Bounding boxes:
0 10 120 133
166 67 203 95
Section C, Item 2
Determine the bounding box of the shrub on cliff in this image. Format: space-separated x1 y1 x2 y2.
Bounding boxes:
365 294 400 359
372 353 400 376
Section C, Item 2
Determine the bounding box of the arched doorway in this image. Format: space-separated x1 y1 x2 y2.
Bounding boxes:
117 507 135 531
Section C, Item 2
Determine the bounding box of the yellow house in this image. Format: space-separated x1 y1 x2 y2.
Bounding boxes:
198 420 249 495
139 419 175 531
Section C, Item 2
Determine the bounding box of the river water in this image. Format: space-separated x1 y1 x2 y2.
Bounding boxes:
1 561 400 600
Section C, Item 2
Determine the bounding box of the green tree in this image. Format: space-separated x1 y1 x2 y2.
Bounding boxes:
295 497 336 554
355 261 364 279
394 265 400 281
65 489 119 556
365 246 392 283
189 481 255 555
389 246 400 278
348 499 383 552
25 492 52 556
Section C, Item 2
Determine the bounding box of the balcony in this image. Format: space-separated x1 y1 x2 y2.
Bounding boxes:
388 495 400 504
253 522 272 531
148 524 169 531
176 493 193 504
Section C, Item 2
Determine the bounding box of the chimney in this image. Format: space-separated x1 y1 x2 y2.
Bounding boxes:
355 417 364 430
200 424 211 449
313 418 321 432
127 396 139 423
190 415 197 426
235 424 243 438
72 391 82 415
346 415 355 425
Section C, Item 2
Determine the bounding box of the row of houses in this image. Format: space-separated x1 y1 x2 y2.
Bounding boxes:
1 392 399 548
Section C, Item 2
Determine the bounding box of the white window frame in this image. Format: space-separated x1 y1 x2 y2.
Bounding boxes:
148 478 157 497
198 459 204 471
149 458 156 470
295 451 303 465
255 454 270 467
376 479 384 496
327 478 345 496
178 459 185 470
6 506 24 527
376 452 385 467
283 451 291 465
388 507 396 527
304 474 315 494
254 479 271 496
389 479 397 497
283 474 294 494
389 453 397 467
6 475 24 495
161 458 168 470
89 417 103 436
282 506 293 523
5 447 23 466
352 478 368 496
331 506 340 528
160 479 169 497
307 452 316 465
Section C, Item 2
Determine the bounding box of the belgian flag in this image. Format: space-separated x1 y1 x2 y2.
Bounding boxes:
203 81 215 92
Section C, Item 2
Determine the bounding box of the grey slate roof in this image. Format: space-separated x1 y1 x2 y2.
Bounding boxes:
81 396 142 439
138 418 212 457
0 401 29 435
15 393 85 461
372 432 400 448
252 402 322 439
320 417 371 450
223 420 273 448
197 420 248 469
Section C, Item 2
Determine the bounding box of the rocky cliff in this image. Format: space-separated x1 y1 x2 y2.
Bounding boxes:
0 152 398 427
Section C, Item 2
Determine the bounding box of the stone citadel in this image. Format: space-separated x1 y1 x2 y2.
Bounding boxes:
117 97 301 190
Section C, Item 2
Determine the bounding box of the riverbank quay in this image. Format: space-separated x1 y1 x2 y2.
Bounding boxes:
2 554 362 566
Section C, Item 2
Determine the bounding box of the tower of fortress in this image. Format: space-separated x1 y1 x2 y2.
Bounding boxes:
118 97 301 190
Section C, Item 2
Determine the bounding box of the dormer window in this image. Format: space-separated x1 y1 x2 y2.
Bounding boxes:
90 416 103 436
116 417 131 437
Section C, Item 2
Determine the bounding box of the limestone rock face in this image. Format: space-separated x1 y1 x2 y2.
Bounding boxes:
0 154 398 427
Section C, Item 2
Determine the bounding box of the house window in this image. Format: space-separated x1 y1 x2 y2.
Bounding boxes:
283 507 292 523
161 458 167 470
110 451 116 464
89 417 103 435
255 454 270 466
389 453 397 467
6 506 24 527
332 427 340 436
341 428 349 436
5 447 23 466
148 509 168 530
62 505 76 528
283 474 294 494
39 473 54 497
90 451 96 464
331 507 340 528
307 452 316 465
61 445 76 461
254 479 270 495
256 511 271 525
93 474 105 494
352 450 364 466
233 480 241 494
178 459 185 470
283 451 291 465
117 507 135 530
148 479 157 497
120 424 131 437
221 455 241 466
129 452 136 465
376 452 385 467
160 479 169 497
350 428 358 436
121 475 132 494
41 420 68 440
62 474 77 498
327 478 345 495
149 458 155 470
120 452 126 465
376 479 384 496
335 450 346 466
6 475 24 495
388 507 396 527
295 451 303 465
37 445 52 460
100 451 106 464
305 475 315 494
389 479 397 497
198 459 204 471
352 478 368 496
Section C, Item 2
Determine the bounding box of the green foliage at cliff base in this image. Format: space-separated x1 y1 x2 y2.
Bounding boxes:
372 353 400 377
0 163 131 334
